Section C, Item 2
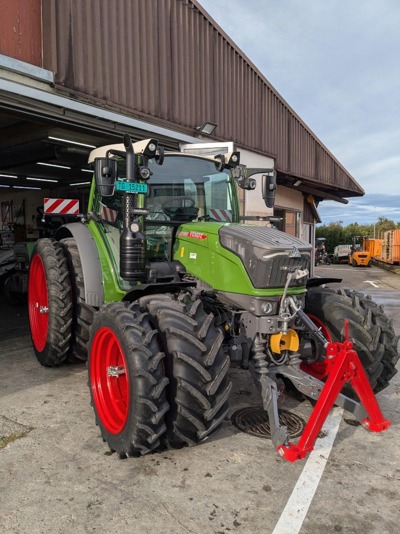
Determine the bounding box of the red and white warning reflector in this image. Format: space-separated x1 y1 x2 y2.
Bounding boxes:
44 198 80 215
99 202 118 223
209 208 232 222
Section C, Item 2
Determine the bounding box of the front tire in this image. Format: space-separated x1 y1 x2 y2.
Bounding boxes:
28 239 73 367
302 287 399 394
137 293 232 448
88 302 169 457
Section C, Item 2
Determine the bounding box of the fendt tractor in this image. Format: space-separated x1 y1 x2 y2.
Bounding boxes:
28 135 399 462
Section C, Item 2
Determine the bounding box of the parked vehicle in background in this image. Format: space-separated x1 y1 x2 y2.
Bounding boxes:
349 236 372 267
315 237 331 265
3 242 34 304
0 247 15 293
333 244 351 264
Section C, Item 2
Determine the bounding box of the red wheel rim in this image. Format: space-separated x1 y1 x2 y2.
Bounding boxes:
301 313 333 380
90 327 130 434
28 254 49 352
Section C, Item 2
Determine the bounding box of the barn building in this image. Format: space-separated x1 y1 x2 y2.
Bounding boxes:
0 0 364 246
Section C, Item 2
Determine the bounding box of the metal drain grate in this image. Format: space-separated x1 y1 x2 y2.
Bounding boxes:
231 406 305 439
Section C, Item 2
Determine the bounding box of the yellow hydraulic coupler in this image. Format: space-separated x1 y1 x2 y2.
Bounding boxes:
270 329 300 354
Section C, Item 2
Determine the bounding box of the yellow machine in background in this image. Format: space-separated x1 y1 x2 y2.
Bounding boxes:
349 236 373 267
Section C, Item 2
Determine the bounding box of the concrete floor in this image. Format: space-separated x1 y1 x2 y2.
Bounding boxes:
0 269 399 534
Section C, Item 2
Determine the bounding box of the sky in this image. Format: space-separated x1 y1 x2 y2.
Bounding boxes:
197 0 400 226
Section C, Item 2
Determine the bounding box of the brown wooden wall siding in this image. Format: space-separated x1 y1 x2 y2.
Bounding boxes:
0 0 42 66
41 0 361 195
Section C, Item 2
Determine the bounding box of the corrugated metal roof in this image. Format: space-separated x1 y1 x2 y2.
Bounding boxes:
41 0 363 198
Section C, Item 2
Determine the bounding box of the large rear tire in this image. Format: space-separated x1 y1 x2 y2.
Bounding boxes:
302 287 399 394
28 239 73 367
61 238 95 362
137 293 232 448
88 302 169 457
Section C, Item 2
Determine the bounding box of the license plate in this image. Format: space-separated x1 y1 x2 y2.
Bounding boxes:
115 181 148 194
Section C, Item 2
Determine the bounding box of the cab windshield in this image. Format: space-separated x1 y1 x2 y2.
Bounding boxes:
97 154 236 225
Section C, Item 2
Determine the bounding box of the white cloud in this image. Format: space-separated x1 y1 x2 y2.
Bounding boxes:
318 194 400 225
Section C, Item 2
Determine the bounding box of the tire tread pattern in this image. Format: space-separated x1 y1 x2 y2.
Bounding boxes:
88 302 169 457
61 238 95 362
306 287 399 393
29 238 73 367
138 293 232 448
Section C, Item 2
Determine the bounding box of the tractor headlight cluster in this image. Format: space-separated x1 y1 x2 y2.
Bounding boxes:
229 152 240 165
139 166 151 180
148 142 157 153
214 151 240 172
132 138 160 158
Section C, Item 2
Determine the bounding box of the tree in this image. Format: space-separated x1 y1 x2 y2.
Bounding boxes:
375 217 396 238
316 218 397 252
316 222 345 253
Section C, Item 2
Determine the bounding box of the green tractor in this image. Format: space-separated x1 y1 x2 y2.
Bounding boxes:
28 135 398 461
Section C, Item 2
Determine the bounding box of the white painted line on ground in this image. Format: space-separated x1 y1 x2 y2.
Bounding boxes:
272 407 344 534
365 280 380 288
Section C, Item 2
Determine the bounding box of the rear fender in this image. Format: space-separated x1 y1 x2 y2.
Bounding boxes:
55 222 104 307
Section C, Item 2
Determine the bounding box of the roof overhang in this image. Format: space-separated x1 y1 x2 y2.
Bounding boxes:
277 173 365 205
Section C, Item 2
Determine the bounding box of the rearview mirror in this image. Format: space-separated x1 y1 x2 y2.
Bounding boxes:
94 158 117 197
262 171 277 208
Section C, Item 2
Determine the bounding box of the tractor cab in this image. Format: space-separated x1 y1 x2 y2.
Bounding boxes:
87 137 275 293
92 151 240 224
105 155 239 287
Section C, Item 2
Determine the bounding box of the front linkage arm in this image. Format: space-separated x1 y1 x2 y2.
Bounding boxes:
261 309 391 462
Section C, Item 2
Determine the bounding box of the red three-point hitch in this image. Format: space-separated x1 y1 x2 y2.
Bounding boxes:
277 321 391 462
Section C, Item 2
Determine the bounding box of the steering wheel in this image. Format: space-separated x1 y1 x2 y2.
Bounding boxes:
161 197 196 209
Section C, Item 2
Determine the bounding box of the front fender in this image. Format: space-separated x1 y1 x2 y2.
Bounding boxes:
55 222 104 307
306 277 342 288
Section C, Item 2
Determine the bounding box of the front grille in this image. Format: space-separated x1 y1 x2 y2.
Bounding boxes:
249 254 310 288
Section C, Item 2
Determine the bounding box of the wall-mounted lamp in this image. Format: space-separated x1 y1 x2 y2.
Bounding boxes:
195 122 217 135
293 180 302 187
